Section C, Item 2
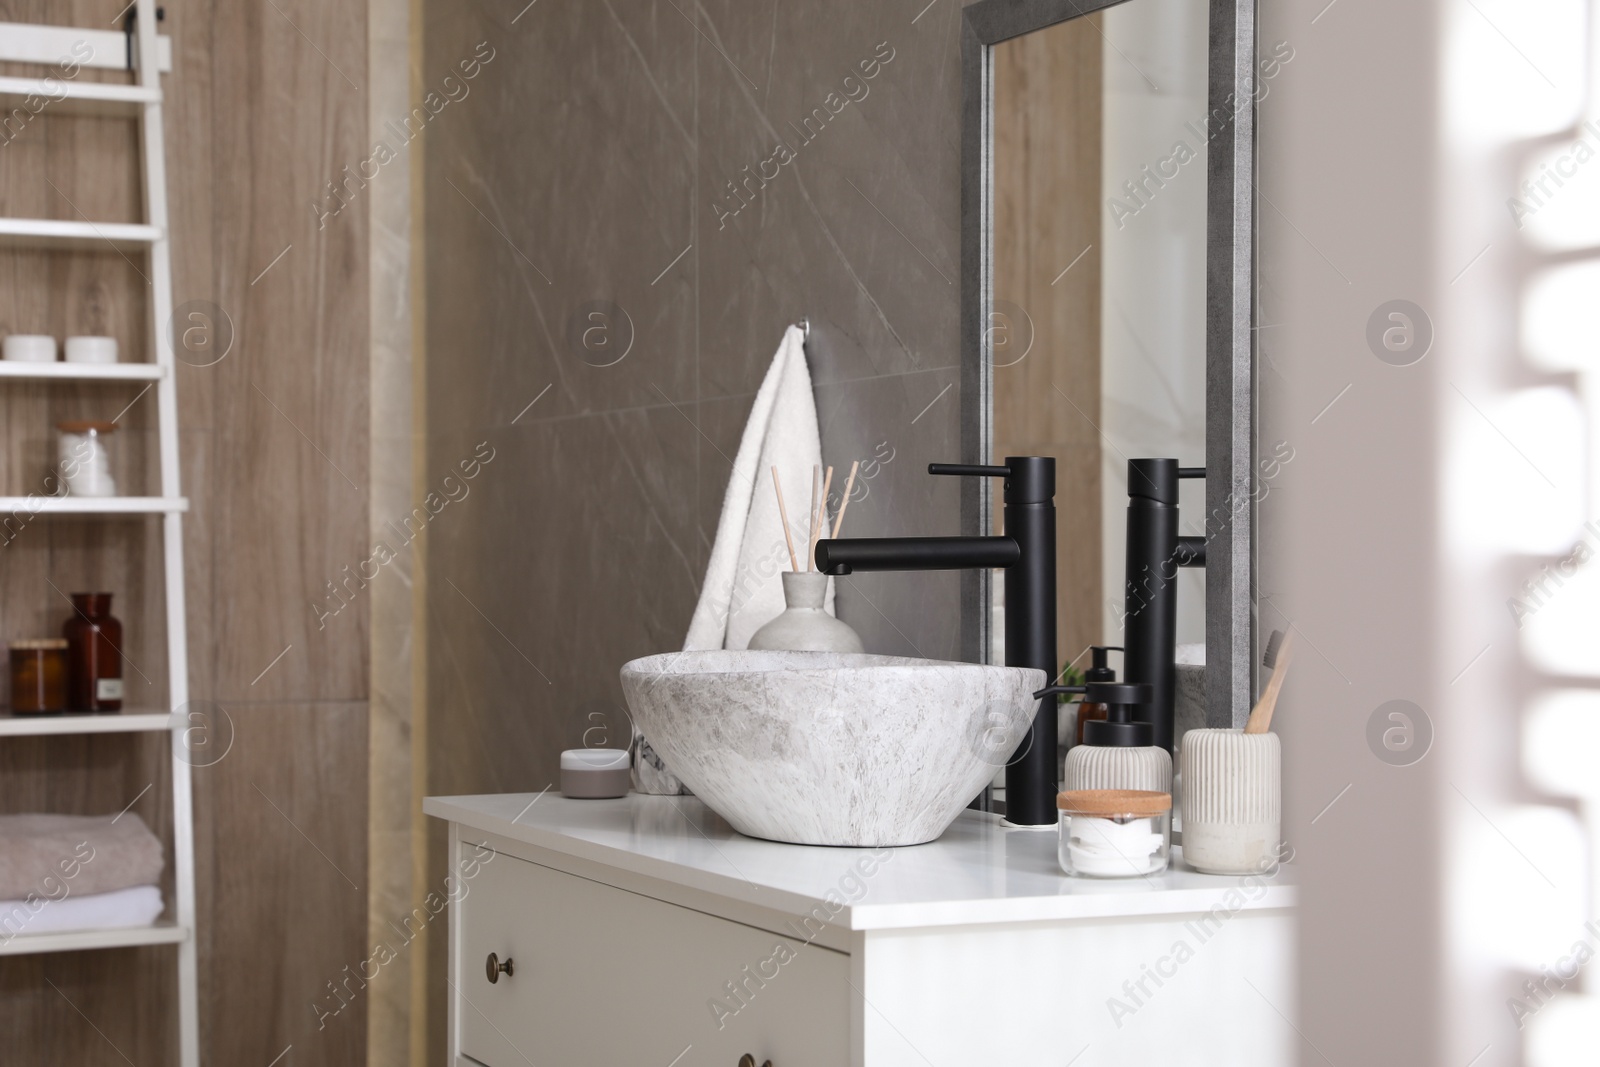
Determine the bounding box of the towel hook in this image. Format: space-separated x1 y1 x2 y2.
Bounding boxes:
796 317 810 340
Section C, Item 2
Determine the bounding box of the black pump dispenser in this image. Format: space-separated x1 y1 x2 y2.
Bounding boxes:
1034 680 1154 748
1086 645 1118 685
1082 683 1154 748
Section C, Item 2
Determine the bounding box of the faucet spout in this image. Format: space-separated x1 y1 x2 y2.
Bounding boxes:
814 536 1019 576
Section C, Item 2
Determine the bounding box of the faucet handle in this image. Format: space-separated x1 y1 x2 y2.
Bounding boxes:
928 463 1010 478
930 458 1055 504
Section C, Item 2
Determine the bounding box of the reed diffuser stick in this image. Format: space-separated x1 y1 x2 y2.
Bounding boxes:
771 466 800 572
831 460 861 538
810 466 834 572
807 465 819 571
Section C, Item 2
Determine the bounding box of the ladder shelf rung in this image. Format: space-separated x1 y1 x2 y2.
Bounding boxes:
0 921 187 958
0 496 187 515
0 361 164 381
0 710 173 737
0 217 161 250
0 21 172 74
0 75 160 115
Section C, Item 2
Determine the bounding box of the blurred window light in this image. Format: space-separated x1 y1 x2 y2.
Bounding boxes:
1516 559 1600 675
1527 993 1600 1067
1453 804 1587 971
1525 691 1600 795
1524 263 1600 371
1518 137 1600 250
1447 0 1586 141
1521 551 1600 676
1447 387 1583 555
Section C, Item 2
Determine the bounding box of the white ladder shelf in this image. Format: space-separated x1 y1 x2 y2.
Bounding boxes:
0 6 197 1066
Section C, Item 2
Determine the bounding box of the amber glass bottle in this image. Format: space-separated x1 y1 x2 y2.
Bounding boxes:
63 592 123 712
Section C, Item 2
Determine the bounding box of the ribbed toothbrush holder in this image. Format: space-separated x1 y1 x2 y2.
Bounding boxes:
1179 728 1280 875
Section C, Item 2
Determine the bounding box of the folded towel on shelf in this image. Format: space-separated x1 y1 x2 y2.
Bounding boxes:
0 884 163 940
0 813 164 900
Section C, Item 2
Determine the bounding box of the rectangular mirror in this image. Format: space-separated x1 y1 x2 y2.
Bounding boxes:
960 0 1256 731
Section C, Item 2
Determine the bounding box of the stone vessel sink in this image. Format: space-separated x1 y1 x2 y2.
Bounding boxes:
619 650 1047 847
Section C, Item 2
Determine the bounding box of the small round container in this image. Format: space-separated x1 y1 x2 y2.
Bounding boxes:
1058 789 1171 878
57 420 118 497
560 748 631 798
64 336 118 364
10 639 70 714
3 334 57 362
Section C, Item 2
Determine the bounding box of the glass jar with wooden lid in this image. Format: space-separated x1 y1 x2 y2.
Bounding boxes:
1057 789 1172 878
56 419 118 497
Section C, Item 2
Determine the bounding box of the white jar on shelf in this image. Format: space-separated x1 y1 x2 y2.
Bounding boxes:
56 420 118 497
3 334 57 362
64 335 119 364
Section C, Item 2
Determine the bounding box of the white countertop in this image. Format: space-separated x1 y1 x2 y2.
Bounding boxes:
424 792 1295 931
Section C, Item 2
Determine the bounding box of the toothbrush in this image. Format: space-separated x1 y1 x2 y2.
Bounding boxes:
1244 629 1294 734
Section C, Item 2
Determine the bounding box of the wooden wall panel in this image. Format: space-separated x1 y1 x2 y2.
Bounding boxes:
193 703 369 1066
0 2 372 1065
993 16 1105 674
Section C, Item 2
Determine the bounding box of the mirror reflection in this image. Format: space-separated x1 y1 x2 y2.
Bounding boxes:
989 0 1211 686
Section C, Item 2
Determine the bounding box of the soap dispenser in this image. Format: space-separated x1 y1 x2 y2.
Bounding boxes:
1060 681 1172 794
1072 646 1121 746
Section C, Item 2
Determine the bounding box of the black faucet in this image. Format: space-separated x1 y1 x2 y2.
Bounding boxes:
814 456 1059 827
1122 458 1207 756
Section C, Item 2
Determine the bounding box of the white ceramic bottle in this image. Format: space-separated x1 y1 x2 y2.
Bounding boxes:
747 571 864 653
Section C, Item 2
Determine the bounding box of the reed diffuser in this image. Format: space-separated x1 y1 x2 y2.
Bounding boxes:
748 463 865 653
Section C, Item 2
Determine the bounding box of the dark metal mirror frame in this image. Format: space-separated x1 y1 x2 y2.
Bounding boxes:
959 0 1256 728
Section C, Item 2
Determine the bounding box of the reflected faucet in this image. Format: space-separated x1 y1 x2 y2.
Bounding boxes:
815 456 1059 827
1123 458 1206 755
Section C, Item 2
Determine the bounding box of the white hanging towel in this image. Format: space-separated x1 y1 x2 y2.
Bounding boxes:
683 323 833 650
633 324 831 795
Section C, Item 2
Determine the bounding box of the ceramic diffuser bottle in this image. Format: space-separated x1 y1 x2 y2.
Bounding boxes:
748 462 865 653
747 570 864 652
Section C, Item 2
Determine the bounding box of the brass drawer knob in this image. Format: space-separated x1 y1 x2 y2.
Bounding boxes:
485 952 514 984
737 1057 772 1067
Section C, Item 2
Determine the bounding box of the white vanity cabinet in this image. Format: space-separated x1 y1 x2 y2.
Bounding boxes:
428 794 1296 1067
452 840 848 1066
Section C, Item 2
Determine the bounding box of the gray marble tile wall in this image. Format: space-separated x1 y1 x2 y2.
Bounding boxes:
418 2 970 1054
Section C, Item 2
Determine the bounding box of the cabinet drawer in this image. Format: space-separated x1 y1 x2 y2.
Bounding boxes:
456 841 850 1067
